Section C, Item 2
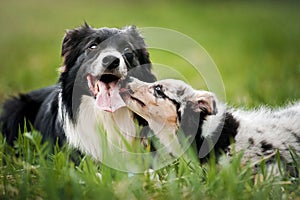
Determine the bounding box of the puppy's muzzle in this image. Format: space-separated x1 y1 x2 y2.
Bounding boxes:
119 76 134 90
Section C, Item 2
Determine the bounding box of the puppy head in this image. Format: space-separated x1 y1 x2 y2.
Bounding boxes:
120 77 217 129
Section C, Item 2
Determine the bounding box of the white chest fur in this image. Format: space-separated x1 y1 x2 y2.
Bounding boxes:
61 95 136 161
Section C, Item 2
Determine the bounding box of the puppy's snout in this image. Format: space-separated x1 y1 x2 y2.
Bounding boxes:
119 76 133 88
102 55 120 70
118 77 135 99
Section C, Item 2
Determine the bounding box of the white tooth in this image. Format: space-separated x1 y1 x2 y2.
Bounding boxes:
97 80 103 95
94 82 98 95
87 76 94 90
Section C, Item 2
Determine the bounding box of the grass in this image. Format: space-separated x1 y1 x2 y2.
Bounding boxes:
1 130 299 199
0 0 300 199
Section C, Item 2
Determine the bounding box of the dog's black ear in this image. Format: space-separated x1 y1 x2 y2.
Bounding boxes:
124 26 152 65
188 92 217 116
135 47 156 83
137 48 151 66
60 23 92 72
126 65 156 83
123 26 156 83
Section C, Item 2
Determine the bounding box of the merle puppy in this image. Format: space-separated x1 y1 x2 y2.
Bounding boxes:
0 24 156 161
120 77 300 173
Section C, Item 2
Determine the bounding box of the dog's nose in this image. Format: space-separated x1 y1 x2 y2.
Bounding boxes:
102 55 120 70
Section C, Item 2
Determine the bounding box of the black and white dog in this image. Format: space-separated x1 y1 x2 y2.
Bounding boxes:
0 24 156 161
120 77 300 170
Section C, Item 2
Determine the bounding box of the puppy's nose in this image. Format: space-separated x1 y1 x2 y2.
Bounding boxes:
119 76 134 89
102 55 120 70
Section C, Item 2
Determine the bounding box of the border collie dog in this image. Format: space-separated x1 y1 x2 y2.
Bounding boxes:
120 77 300 169
0 24 156 161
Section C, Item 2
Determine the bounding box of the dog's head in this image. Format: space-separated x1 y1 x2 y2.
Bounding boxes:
120 77 217 132
59 24 156 119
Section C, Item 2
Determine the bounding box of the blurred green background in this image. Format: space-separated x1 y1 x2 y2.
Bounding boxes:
0 0 299 107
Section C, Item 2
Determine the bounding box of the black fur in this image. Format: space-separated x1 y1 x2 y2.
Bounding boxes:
260 140 274 154
0 24 156 147
181 104 239 162
0 86 63 145
171 93 239 162
213 113 239 152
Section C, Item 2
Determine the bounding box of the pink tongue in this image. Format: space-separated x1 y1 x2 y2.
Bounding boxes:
96 81 126 112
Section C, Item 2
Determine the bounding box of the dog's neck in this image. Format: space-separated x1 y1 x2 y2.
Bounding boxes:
178 100 239 160
197 101 239 160
201 101 229 138
149 120 184 157
146 100 240 159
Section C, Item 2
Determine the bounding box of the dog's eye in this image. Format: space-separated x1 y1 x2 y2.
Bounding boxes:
88 43 98 50
154 85 165 98
123 47 134 62
123 47 131 53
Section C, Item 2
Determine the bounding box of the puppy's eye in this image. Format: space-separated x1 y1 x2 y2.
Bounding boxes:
154 85 165 98
88 43 98 50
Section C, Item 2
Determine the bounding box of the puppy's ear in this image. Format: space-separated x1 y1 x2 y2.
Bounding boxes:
188 91 217 116
61 23 92 72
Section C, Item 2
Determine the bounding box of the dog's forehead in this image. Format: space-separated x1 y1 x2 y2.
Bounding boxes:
157 79 188 88
91 27 140 49
93 28 124 42
156 79 195 98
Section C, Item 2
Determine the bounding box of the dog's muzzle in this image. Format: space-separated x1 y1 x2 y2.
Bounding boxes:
87 51 128 113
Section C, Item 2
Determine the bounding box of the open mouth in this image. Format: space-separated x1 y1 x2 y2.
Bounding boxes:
119 87 146 108
87 73 126 112
99 74 120 84
130 96 146 107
